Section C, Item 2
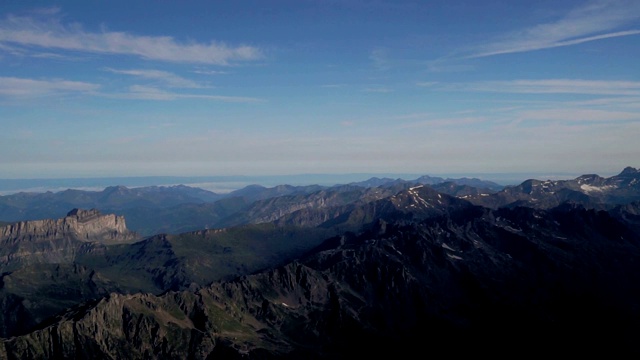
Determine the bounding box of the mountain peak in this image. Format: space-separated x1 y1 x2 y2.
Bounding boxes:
67 208 102 221
619 166 639 176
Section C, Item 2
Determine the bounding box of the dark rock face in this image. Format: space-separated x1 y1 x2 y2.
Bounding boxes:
2 200 639 358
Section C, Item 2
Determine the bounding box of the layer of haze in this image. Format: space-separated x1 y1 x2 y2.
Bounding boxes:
1 0 638 179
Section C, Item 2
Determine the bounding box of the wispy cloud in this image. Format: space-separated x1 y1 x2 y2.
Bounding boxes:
0 76 99 97
104 68 205 88
370 48 390 71
400 116 486 129
148 122 177 130
340 121 355 127
569 96 640 108
0 76 262 102
517 108 639 122
467 0 640 58
108 135 146 145
363 87 393 93
445 79 640 96
117 85 265 103
416 82 438 87
0 10 262 64
321 84 347 88
391 112 432 120
192 69 229 75
425 58 475 73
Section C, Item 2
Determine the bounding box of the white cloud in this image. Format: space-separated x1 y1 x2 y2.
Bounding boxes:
416 82 438 87
517 108 639 122
467 0 640 58
446 79 640 96
570 96 640 108
0 12 262 64
400 116 486 129
127 85 176 101
117 85 265 103
104 68 205 88
0 76 99 97
192 69 229 75
425 58 475 73
370 48 390 71
321 84 347 88
391 112 432 120
363 87 393 93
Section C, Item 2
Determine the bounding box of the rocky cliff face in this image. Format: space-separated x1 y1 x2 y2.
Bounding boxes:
0 209 137 272
0 208 135 244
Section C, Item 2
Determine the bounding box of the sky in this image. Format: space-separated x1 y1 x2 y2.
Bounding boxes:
1 0 639 180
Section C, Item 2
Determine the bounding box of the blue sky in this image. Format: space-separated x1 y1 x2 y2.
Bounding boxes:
1 0 639 180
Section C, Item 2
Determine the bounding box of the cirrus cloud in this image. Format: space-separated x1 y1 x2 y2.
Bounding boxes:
0 76 99 97
466 0 640 58
104 68 205 88
444 79 640 96
0 10 263 65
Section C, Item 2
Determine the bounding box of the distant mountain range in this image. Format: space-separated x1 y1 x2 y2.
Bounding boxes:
0 167 639 358
0 175 502 236
3 169 638 236
465 166 640 209
0 173 520 195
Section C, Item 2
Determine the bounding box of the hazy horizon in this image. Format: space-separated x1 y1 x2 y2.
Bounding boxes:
1 167 629 196
1 1 638 178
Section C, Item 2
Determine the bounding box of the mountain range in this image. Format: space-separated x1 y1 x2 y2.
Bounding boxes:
0 168 639 358
0 176 502 236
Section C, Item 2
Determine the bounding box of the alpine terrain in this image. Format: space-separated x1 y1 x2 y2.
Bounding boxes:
0 168 639 358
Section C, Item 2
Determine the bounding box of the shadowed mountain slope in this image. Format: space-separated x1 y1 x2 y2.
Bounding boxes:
2 194 640 358
0 211 334 338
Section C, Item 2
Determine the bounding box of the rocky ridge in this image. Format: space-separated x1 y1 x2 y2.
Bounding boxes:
466 166 640 209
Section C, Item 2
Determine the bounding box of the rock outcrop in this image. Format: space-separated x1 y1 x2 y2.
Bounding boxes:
0 209 137 272
0 208 135 244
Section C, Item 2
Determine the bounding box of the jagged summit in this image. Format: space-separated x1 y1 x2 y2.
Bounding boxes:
67 208 102 221
620 166 639 176
467 167 640 209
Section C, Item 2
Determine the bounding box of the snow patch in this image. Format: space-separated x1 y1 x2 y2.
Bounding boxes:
408 190 431 208
442 243 455 251
503 225 521 233
580 184 613 193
